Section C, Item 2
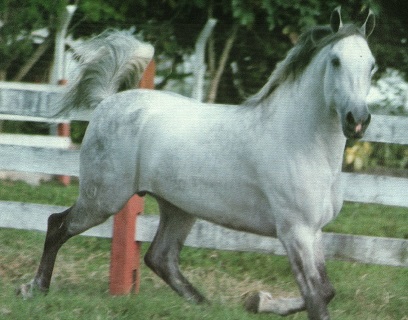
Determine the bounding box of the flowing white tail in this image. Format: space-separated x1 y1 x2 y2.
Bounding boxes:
61 30 154 113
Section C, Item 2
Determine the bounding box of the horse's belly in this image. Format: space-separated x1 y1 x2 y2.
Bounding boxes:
141 172 278 237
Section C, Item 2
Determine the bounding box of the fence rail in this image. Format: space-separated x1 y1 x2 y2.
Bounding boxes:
0 82 407 268
0 81 91 121
0 201 406 267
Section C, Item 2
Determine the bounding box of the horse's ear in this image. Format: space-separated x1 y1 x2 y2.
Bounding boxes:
361 9 375 37
330 6 343 33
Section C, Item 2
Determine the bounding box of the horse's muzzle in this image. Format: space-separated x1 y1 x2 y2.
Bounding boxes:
343 111 371 139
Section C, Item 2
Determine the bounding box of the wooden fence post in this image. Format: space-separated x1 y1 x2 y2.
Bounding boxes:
109 195 144 294
57 79 71 186
109 60 155 295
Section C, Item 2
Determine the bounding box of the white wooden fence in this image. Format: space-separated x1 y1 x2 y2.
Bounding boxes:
0 81 407 267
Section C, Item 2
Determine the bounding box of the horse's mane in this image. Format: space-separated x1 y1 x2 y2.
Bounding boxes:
245 24 367 106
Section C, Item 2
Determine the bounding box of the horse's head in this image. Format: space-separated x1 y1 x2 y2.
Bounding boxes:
322 7 376 139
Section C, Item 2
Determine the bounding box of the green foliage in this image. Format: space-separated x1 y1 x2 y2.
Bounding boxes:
229 0 336 31
370 142 408 169
370 1 408 80
3 0 407 90
345 140 408 172
80 0 125 22
1 121 50 136
0 0 67 76
231 0 256 26
69 121 88 144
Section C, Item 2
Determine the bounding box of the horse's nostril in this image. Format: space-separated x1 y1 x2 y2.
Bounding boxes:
346 112 355 125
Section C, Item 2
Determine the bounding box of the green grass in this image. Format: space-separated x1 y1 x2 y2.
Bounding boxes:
0 180 79 206
0 179 160 214
324 202 408 239
0 180 407 319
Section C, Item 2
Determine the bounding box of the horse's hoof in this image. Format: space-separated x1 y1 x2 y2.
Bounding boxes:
16 280 45 300
16 282 34 299
244 291 274 313
244 292 261 313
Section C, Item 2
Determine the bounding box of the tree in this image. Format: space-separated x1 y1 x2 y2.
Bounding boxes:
0 0 134 82
369 0 408 79
118 0 387 103
1 0 407 100
0 1 67 80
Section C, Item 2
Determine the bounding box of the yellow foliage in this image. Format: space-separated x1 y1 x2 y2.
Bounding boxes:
345 142 373 171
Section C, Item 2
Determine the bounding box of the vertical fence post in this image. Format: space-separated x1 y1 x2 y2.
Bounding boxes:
109 195 144 294
57 79 71 186
109 60 155 295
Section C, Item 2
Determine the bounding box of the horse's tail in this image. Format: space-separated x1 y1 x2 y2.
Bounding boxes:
59 30 154 114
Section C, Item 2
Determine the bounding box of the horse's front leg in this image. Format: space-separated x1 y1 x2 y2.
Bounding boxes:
245 227 334 319
282 228 335 319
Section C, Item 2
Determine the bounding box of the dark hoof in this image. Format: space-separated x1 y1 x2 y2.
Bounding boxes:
244 292 260 313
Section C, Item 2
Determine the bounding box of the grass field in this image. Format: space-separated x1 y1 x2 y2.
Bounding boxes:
0 180 407 319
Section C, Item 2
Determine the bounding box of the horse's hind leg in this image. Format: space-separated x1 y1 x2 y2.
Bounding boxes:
18 207 73 298
18 199 113 298
144 198 205 303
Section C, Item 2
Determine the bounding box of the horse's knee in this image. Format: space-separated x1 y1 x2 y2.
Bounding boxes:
45 209 72 244
47 210 69 231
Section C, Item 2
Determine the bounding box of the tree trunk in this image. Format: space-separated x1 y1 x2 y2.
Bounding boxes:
207 1 216 80
206 25 239 103
0 70 6 81
12 37 52 82
207 34 216 79
192 18 217 101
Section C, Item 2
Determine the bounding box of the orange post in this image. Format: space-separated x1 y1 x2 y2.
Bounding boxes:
109 195 144 294
57 79 71 186
57 122 71 186
109 60 155 295
139 60 156 89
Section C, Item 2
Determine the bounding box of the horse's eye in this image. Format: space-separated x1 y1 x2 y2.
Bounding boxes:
331 57 341 68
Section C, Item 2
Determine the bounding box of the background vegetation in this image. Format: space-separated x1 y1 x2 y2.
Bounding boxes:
1 0 407 97
1 0 407 170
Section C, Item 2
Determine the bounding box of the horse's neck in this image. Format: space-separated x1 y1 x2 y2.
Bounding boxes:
264 60 346 170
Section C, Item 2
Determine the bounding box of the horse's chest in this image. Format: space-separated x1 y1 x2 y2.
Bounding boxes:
261 153 343 229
